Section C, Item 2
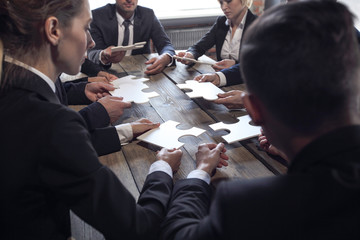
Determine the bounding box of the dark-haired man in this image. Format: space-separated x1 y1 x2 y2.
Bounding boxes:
162 1 360 239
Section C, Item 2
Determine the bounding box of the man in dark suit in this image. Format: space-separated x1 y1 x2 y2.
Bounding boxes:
88 0 175 75
161 1 360 239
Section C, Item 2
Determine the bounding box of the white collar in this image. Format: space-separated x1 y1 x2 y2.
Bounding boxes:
225 9 248 30
116 12 135 25
4 55 56 93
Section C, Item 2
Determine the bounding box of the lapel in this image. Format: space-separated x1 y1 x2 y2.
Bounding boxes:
216 16 230 61
133 7 142 44
108 4 119 46
238 10 257 58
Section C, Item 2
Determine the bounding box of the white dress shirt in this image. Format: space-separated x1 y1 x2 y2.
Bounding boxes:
117 12 135 56
217 10 248 87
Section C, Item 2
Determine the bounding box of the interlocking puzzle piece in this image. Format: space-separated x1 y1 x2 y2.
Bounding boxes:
209 115 261 144
137 120 206 149
110 75 159 104
111 41 146 53
173 56 215 65
177 80 224 101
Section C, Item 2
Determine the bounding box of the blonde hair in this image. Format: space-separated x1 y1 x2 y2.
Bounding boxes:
244 0 253 8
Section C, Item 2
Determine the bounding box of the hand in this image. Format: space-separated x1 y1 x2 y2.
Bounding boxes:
195 143 229 175
258 131 289 161
213 90 245 109
88 76 109 83
130 118 160 138
194 73 220 86
156 148 183 173
176 51 195 65
212 59 236 71
144 54 171 75
97 95 132 124
97 71 118 82
100 46 126 64
85 82 116 102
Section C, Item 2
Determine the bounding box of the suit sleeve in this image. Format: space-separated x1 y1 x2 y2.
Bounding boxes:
40 108 173 240
187 18 220 60
150 12 175 56
81 58 103 77
87 6 117 65
63 81 92 105
87 14 104 65
220 63 244 86
161 179 235 240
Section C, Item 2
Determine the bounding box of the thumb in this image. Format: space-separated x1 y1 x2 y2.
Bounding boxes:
214 142 225 154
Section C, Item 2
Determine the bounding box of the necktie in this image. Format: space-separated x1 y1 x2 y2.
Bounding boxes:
122 20 131 46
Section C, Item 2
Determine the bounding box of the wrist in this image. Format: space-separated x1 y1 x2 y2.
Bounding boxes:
196 162 214 176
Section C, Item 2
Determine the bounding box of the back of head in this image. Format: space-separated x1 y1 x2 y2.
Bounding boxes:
0 0 84 88
240 0 360 134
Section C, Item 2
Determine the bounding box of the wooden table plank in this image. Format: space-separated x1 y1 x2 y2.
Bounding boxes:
183 58 289 175
140 54 274 179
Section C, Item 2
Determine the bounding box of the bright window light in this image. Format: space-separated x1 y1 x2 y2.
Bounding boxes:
89 0 223 19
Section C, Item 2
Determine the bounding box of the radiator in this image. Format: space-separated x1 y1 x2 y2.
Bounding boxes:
165 26 212 50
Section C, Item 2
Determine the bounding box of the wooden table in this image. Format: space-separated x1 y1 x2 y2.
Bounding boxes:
70 54 288 240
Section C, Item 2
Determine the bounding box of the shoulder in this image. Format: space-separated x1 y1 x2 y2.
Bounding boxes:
246 10 258 22
92 3 115 17
216 15 227 25
135 5 155 18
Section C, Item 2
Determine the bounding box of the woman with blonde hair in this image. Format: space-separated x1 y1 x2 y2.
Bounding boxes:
176 0 256 71
0 0 182 239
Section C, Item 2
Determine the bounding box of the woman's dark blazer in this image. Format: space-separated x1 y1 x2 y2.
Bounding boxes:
0 65 173 240
187 10 257 61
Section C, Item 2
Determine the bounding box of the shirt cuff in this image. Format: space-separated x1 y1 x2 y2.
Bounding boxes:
216 72 227 87
187 169 211 185
99 50 112 66
165 53 174 67
115 123 133 145
148 160 173 178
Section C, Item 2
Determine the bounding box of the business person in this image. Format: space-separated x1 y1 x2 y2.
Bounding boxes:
0 0 182 239
161 1 360 239
88 0 175 75
177 0 256 71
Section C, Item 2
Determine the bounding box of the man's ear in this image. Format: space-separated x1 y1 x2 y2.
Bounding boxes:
45 16 61 46
241 92 265 126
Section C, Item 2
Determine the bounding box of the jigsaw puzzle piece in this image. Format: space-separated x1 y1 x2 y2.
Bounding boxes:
209 115 261 144
110 75 159 104
177 80 224 101
137 120 206 149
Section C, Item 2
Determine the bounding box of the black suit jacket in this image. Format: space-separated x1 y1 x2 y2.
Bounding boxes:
162 126 360 240
55 79 121 156
88 4 175 65
188 10 257 61
0 64 174 240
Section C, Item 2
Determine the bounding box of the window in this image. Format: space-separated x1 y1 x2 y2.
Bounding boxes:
89 0 222 20
339 0 360 29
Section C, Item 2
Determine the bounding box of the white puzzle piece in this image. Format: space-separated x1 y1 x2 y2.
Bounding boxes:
111 41 146 53
177 80 224 101
209 115 261 144
173 56 215 65
137 120 206 149
110 75 159 104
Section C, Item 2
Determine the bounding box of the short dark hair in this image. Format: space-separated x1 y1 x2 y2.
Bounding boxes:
240 0 360 134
